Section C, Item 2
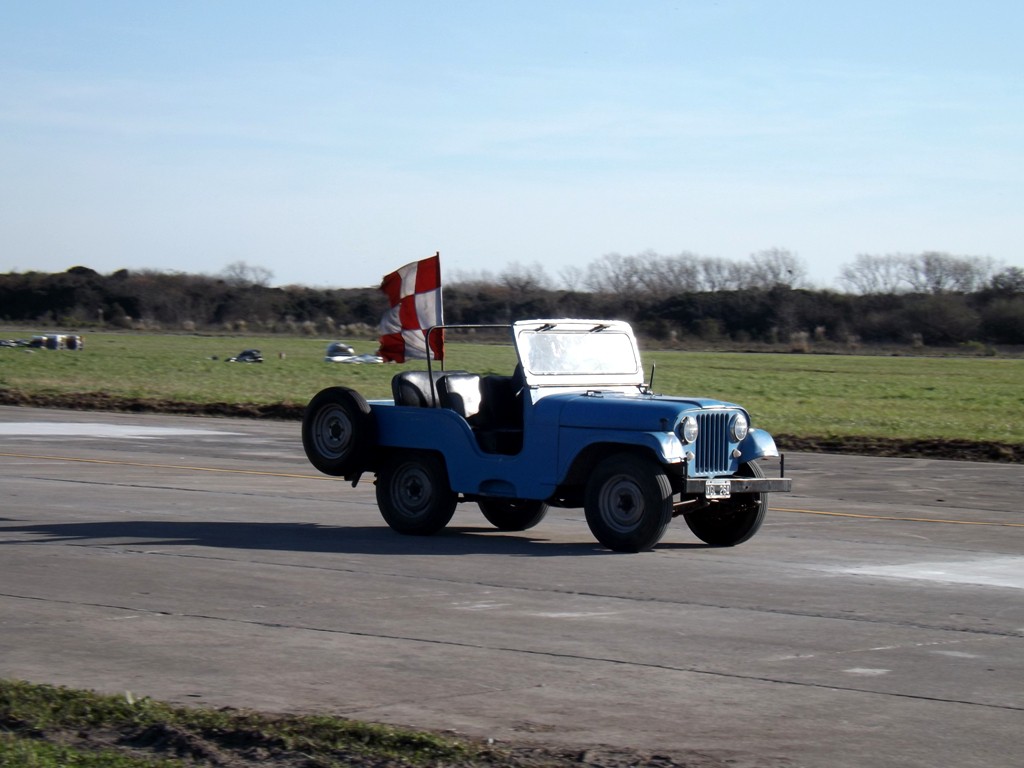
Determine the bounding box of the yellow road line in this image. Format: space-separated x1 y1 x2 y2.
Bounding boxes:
770 506 1024 528
4 451 1021 528
0 451 333 481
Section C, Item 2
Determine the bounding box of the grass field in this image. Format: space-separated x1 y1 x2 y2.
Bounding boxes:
1 330 1022 444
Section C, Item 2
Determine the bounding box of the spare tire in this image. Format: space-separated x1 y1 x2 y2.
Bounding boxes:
302 387 374 477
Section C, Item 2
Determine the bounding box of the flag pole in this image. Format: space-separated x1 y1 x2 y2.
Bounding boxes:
434 251 444 364
435 251 443 325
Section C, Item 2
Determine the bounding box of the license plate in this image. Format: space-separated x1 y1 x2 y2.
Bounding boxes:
705 479 731 499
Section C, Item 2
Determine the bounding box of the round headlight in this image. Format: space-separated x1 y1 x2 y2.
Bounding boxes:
678 415 699 444
730 413 749 441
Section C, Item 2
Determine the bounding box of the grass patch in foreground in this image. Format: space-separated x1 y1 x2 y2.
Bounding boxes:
0 679 478 767
0 733 181 768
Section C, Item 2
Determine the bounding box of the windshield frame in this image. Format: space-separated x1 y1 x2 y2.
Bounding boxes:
513 319 644 388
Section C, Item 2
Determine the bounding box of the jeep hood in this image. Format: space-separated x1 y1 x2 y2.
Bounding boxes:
546 391 743 431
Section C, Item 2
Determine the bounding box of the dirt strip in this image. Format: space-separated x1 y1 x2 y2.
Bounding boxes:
0 389 1020 463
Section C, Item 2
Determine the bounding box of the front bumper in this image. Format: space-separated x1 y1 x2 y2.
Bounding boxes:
683 477 792 494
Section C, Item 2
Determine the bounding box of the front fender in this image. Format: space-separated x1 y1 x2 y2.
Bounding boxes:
557 427 685 477
738 428 780 462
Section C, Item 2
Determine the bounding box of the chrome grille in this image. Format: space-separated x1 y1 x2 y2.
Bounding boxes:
694 411 731 474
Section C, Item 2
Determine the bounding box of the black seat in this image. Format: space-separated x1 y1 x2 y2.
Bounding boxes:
474 373 525 454
478 374 523 430
437 373 483 421
391 370 465 407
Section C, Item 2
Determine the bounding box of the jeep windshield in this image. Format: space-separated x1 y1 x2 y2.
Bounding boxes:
513 320 645 388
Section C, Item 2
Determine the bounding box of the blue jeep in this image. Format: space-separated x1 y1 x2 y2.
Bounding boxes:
302 319 791 552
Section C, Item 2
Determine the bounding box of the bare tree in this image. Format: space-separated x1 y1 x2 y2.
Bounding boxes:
634 252 667 301
498 261 552 292
660 252 703 293
990 266 1024 294
448 268 496 287
902 252 994 294
557 264 586 291
220 260 274 287
745 248 807 289
584 250 708 297
635 251 703 299
839 253 910 294
583 253 644 294
699 257 743 292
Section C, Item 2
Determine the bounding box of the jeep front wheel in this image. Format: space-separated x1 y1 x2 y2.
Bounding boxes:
684 460 767 546
376 452 457 535
584 453 673 552
302 387 373 477
478 499 549 531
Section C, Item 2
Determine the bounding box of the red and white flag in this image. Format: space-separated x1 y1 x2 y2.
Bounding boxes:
378 253 444 362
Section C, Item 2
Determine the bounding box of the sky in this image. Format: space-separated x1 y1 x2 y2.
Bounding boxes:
2 1 1022 290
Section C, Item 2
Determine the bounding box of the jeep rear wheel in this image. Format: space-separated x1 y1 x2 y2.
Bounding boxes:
584 453 673 552
478 499 549 531
302 387 373 477
684 460 767 546
375 452 457 535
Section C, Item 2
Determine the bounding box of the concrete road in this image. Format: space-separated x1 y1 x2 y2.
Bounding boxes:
1 406 1021 768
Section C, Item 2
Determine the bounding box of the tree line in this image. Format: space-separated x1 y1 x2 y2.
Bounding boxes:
2 251 1023 348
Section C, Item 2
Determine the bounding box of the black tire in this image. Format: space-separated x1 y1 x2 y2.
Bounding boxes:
584 453 673 552
302 387 374 477
375 452 457 535
684 461 767 546
478 498 549 531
